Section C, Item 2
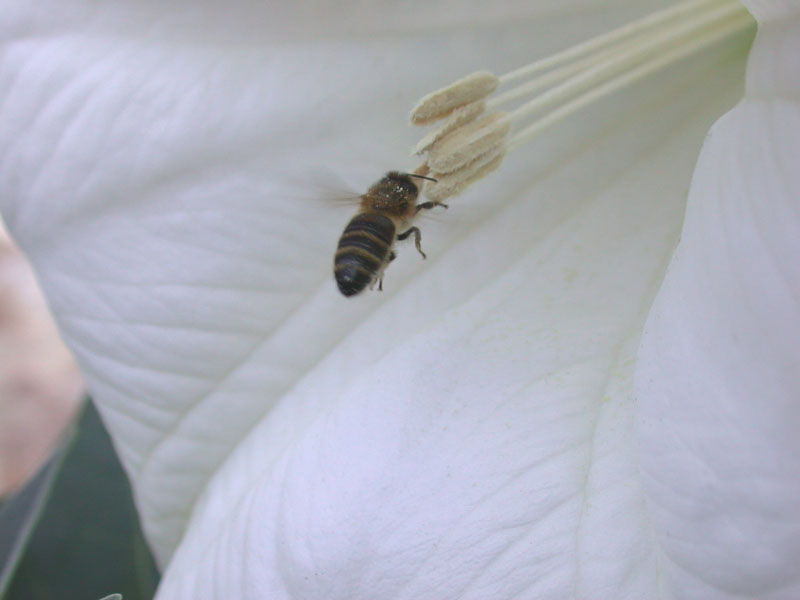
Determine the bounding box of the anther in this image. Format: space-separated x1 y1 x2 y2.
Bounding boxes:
410 71 499 125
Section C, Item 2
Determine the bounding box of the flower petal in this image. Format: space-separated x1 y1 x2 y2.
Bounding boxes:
0 0 755 596
156 41 751 600
635 16 800 600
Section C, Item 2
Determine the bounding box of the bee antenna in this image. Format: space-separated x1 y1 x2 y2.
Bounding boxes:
406 173 438 183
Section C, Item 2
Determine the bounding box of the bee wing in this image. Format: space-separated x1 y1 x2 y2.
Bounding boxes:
305 166 363 206
273 166 362 214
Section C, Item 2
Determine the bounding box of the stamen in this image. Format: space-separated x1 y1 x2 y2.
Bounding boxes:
427 113 510 173
413 100 486 155
424 149 506 203
410 71 498 125
508 12 752 151
496 0 727 85
409 0 754 202
502 2 746 126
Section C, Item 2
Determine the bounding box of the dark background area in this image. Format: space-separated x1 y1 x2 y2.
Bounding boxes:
0 401 159 600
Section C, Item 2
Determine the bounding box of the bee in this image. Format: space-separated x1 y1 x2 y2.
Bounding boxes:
334 171 445 297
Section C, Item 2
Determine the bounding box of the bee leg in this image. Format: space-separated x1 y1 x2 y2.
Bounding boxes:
415 201 448 213
397 227 426 259
377 252 395 292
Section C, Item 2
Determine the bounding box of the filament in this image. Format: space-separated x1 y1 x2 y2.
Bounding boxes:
409 0 755 201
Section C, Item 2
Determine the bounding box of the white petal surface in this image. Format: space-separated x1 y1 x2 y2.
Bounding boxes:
635 15 800 600
153 33 750 600
0 0 757 597
158 64 751 596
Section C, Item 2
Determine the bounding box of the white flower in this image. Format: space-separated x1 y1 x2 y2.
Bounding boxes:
0 0 797 598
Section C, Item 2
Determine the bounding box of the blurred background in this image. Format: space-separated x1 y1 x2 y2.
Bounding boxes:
0 218 84 499
0 239 160 600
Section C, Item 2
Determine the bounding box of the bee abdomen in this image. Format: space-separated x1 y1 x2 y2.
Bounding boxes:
334 213 395 297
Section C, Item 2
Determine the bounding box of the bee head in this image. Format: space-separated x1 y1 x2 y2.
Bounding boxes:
380 171 420 201
363 171 438 216
380 171 437 199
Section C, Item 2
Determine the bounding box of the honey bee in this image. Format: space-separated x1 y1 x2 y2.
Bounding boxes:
334 171 445 297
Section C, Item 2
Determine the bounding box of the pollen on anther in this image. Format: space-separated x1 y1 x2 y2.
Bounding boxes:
409 71 499 125
413 100 487 155
425 149 506 203
427 112 509 174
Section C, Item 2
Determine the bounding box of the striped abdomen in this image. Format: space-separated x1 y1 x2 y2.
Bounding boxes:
334 213 395 297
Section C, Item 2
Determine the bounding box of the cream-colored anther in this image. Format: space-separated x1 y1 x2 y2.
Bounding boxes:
425 149 506 203
410 71 498 125
427 112 509 173
413 100 486 155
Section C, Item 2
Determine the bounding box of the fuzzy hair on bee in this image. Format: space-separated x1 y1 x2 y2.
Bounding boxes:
333 171 445 297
